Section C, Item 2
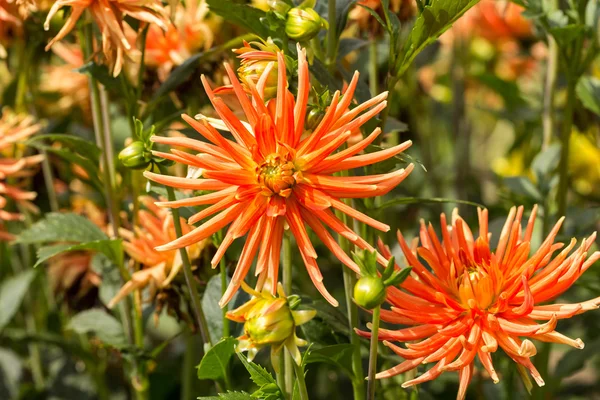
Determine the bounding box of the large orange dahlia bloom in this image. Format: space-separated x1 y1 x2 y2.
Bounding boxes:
358 206 600 399
0 108 43 241
145 45 413 307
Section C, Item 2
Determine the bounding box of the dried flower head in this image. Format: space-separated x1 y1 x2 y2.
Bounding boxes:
358 206 600 399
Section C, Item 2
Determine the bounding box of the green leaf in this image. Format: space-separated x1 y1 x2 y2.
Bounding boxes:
202 275 238 341
384 266 413 287
76 62 131 101
503 176 543 201
34 239 123 268
198 392 254 400
16 213 108 244
237 353 277 388
0 348 22 399
206 0 269 37
304 344 355 379
396 0 481 76
197 337 237 380
67 309 127 348
357 4 387 30
27 134 100 164
554 338 600 380
576 76 600 116
0 270 37 330
374 197 483 211
532 143 561 181
151 51 210 102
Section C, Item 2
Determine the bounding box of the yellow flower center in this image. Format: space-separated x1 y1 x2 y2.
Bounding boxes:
458 267 495 311
257 153 297 197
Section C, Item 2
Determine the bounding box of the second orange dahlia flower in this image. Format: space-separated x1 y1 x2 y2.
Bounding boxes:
145 45 413 307
358 206 600 399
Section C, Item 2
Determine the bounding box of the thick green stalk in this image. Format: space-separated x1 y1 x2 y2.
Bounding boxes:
366 306 380 400
326 0 337 70
158 164 212 348
283 235 293 399
369 41 378 96
556 77 577 219
542 34 558 150
292 359 309 400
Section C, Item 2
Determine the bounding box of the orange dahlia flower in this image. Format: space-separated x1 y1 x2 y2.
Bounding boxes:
107 196 207 308
357 206 600 399
144 45 413 307
145 0 218 81
44 0 169 77
0 108 43 241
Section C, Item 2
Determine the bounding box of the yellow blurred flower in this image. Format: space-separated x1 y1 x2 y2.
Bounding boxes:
227 282 316 370
569 130 600 197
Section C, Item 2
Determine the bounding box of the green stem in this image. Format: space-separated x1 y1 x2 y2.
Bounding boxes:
366 306 380 400
182 331 196 400
326 0 337 70
220 257 229 338
556 77 577 219
542 34 558 150
158 164 212 348
292 358 309 400
343 266 365 400
368 40 378 96
283 235 293 399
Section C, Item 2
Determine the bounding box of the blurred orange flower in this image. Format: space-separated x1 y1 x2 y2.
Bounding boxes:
44 0 170 76
144 45 413 307
0 108 43 241
108 196 206 308
145 0 218 81
358 206 600 399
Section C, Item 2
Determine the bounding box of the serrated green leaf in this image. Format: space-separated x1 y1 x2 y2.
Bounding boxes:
0 270 37 330
34 239 123 268
396 0 481 76
197 337 237 380
67 309 127 348
304 344 355 379
16 213 108 244
576 76 600 116
237 353 277 388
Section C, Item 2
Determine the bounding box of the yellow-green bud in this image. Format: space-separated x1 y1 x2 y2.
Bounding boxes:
353 276 386 309
285 7 327 42
305 108 325 131
119 141 150 170
244 297 295 345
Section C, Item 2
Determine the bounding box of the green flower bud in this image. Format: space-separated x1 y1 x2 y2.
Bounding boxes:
285 7 327 42
244 297 295 345
305 108 325 131
353 276 386 309
119 141 151 170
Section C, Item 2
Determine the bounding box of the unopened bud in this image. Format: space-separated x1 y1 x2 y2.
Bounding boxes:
353 276 386 309
285 7 327 42
119 141 151 170
244 297 295 345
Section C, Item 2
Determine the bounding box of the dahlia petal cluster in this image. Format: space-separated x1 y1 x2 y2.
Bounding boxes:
44 0 170 76
145 45 413 307
108 196 207 308
0 108 43 241
358 206 600 399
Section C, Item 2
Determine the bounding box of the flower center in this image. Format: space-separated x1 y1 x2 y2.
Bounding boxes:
458 266 495 311
256 154 297 197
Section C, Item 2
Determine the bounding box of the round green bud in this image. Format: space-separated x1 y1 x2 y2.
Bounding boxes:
119 141 150 170
353 276 386 309
305 108 325 131
285 7 326 42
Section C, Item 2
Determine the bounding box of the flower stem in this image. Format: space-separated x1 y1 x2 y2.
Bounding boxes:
220 257 229 338
542 34 558 151
326 0 337 70
343 265 365 400
369 40 378 96
366 305 380 400
556 77 577 219
158 164 212 348
292 358 309 400
283 234 293 399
